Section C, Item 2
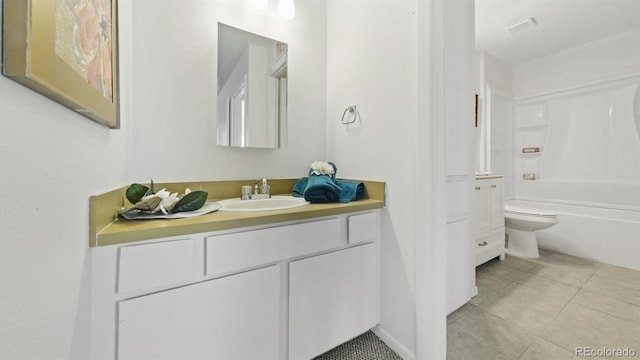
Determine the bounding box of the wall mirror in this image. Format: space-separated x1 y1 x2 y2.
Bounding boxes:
217 23 288 148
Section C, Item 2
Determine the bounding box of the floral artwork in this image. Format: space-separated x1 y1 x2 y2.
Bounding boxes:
2 0 119 127
54 0 113 101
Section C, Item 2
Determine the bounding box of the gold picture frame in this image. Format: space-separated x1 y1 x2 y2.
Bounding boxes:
2 0 119 128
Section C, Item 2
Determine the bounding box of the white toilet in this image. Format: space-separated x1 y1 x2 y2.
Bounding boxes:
504 204 558 258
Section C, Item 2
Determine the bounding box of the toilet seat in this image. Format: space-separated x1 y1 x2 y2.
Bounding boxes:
504 205 557 218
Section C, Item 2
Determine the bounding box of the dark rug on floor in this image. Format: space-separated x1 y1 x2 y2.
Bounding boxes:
312 331 402 360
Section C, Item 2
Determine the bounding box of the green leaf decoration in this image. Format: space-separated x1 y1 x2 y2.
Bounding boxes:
172 191 208 213
125 183 150 204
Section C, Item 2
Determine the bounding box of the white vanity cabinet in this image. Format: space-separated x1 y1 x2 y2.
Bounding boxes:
90 210 380 360
473 176 505 266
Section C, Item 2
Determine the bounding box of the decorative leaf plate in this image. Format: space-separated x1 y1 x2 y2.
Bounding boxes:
121 202 221 220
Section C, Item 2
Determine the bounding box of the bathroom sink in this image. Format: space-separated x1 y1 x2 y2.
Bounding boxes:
217 195 309 212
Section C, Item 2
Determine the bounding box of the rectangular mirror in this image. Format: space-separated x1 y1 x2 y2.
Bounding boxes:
217 23 288 148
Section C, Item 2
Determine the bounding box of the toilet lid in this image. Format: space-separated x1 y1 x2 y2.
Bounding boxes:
504 204 557 218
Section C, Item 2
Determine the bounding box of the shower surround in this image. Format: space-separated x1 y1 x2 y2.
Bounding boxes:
508 28 640 270
511 82 640 270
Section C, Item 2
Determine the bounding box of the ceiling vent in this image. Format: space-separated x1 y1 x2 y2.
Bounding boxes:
506 17 537 34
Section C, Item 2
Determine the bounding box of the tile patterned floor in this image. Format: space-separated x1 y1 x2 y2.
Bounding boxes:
313 331 402 360
447 249 640 359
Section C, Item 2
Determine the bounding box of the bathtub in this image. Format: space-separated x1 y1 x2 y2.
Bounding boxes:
507 196 640 270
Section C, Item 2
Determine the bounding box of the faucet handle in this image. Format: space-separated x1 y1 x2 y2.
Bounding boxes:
241 186 252 200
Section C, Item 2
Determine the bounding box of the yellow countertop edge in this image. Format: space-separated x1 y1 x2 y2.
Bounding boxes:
89 179 386 247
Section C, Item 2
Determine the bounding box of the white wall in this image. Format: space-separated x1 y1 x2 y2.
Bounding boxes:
475 52 513 197
483 53 512 96
0 3 131 357
326 1 418 356
0 1 327 358
512 27 640 100
326 0 475 358
129 0 327 182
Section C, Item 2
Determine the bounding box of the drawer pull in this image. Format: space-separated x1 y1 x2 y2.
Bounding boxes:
491 185 497 188
478 241 488 247
475 186 481 190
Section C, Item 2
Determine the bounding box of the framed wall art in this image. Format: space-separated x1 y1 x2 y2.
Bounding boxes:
2 0 119 128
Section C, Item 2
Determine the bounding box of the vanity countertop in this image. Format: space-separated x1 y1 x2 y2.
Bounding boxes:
89 179 385 247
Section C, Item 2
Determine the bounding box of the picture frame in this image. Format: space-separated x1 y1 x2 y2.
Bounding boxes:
2 0 119 128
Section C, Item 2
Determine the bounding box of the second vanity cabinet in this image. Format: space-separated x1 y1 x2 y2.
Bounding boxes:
90 210 380 360
289 244 377 360
473 176 505 266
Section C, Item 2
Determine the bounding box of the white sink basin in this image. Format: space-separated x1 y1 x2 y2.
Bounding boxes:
217 195 309 212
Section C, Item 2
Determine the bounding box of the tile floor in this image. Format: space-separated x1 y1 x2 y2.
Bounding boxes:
447 249 640 360
313 331 402 360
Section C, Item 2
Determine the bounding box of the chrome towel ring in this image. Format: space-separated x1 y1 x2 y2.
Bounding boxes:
341 105 357 124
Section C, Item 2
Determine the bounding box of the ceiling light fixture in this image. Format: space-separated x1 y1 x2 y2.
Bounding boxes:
277 0 295 20
505 17 537 34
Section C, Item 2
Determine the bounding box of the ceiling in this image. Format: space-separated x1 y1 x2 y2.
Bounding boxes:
475 0 640 66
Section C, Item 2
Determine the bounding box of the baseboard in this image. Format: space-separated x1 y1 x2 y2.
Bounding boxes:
372 325 416 360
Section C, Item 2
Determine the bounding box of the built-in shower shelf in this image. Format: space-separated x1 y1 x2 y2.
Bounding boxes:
514 102 549 188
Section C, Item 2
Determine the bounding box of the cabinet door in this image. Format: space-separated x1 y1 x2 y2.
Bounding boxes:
289 244 378 360
118 265 280 360
473 181 490 234
446 220 472 314
489 179 504 230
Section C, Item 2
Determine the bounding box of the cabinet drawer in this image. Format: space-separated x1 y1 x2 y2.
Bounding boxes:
206 218 342 276
348 212 379 245
118 239 202 293
475 230 505 267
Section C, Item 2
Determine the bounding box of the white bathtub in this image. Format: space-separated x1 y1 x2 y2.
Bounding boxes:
507 198 640 270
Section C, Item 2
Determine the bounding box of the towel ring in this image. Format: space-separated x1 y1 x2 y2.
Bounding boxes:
341 105 357 124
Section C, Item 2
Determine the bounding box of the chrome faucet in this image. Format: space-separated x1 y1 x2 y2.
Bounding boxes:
252 178 270 198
